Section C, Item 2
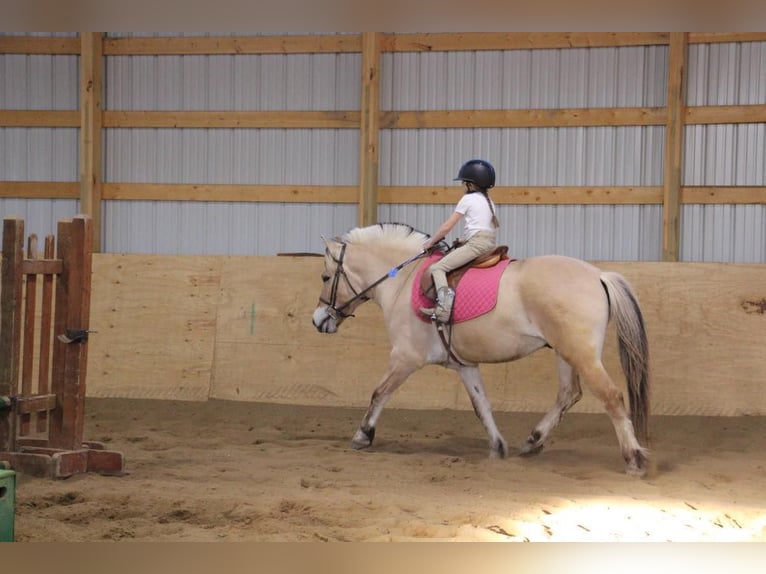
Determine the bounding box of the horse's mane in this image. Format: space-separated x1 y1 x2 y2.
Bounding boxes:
342 223 429 251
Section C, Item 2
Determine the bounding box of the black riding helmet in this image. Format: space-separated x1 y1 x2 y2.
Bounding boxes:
455 159 495 189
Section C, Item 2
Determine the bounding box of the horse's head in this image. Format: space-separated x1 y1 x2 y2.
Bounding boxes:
312 236 370 333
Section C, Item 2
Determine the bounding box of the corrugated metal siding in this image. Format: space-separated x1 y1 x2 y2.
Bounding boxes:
102 36 362 254
0 34 80 240
379 46 668 261
2 36 764 261
682 41 766 262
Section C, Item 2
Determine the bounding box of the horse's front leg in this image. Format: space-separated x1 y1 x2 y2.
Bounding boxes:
458 366 509 458
351 355 421 450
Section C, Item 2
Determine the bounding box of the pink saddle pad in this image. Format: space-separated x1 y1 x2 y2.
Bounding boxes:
411 254 511 323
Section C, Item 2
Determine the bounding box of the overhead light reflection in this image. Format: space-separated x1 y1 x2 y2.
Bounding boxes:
471 498 766 542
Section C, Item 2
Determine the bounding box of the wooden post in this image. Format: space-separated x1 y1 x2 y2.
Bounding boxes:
48 216 93 449
359 32 381 227
0 218 25 452
663 32 688 261
19 234 38 436
79 33 103 252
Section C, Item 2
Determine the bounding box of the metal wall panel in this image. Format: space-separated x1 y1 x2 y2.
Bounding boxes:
103 126 360 254
0 34 80 240
682 42 766 262
379 46 668 260
2 36 764 261
102 37 361 254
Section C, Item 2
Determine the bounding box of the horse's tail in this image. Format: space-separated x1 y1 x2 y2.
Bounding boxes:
600 272 650 446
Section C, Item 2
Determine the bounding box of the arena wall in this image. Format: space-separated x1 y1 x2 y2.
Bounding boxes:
86 255 766 417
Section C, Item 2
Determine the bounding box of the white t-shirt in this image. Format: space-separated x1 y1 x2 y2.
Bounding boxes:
455 192 497 240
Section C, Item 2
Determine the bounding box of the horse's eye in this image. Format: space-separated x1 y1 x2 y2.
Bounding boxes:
321 275 330 283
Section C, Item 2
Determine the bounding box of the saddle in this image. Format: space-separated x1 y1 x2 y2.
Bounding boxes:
419 245 509 300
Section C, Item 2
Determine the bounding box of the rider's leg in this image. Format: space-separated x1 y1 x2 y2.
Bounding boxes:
420 231 496 322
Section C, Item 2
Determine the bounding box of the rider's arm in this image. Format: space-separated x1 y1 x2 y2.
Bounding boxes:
423 211 463 251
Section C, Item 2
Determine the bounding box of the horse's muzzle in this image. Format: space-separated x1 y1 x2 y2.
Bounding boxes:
312 307 338 334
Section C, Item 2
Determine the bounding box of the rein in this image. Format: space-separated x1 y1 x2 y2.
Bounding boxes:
320 241 467 367
319 244 426 323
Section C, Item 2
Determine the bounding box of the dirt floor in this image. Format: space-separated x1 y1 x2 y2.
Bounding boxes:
10 397 766 542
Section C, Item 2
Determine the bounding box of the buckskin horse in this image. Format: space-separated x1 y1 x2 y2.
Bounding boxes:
312 223 650 476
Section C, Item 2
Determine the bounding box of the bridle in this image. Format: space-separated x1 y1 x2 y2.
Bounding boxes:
317 242 426 327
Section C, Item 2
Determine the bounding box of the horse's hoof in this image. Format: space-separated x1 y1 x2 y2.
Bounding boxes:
624 448 649 477
519 435 545 456
351 427 375 450
489 439 509 459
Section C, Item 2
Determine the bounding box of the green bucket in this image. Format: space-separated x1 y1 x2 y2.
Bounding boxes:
0 468 15 542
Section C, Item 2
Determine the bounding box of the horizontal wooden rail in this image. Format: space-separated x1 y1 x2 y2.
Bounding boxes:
0 110 79 127
20 260 63 274
3 105 764 129
0 36 80 54
102 111 361 129
103 35 363 55
101 183 360 203
2 181 763 204
3 33 766 57
14 394 57 416
0 182 78 199
381 186 665 205
381 108 666 128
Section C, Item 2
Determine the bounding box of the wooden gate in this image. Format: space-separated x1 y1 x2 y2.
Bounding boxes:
0 216 124 478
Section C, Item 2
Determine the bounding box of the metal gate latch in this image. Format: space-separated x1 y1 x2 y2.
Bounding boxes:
57 329 94 344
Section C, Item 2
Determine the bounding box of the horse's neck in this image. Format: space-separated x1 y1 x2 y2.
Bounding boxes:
360 247 418 309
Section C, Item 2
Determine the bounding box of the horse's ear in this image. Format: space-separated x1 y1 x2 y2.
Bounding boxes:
321 236 342 258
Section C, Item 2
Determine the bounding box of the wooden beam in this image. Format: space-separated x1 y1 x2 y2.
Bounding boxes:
3 32 762 58
381 107 666 129
381 32 670 52
3 181 764 205
688 32 766 44
380 186 665 205
0 182 79 199
20 260 64 275
103 34 362 55
662 33 687 262
686 104 766 125
102 183 359 203
0 110 79 128
682 186 766 204
0 36 80 54
14 394 57 416
359 32 381 227
103 110 360 129
4 105 764 131
79 33 104 252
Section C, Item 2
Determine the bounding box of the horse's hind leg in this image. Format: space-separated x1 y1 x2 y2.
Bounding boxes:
351 356 420 450
458 366 509 458
520 353 582 456
577 358 649 476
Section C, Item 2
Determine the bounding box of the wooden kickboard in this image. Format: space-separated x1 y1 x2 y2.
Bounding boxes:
84 255 766 417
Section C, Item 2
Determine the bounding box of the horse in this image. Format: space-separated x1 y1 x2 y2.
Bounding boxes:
311 223 650 476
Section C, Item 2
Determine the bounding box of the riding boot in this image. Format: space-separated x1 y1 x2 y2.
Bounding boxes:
420 286 455 323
